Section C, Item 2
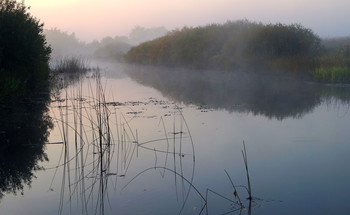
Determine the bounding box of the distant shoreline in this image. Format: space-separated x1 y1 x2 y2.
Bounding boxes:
124 20 350 84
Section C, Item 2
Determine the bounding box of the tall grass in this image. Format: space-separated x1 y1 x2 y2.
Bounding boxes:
48 69 198 214
204 142 256 214
48 70 263 214
312 66 350 83
50 57 90 73
311 39 350 83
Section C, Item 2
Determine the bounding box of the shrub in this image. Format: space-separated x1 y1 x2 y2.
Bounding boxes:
125 21 322 75
0 0 51 100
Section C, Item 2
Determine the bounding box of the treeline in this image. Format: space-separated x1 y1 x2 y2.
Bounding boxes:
45 26 168 61
125 20 350 82
125 21 321 72
44 28 89 58
93 26 167 60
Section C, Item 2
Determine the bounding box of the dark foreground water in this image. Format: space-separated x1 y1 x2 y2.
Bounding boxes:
1 62 350 215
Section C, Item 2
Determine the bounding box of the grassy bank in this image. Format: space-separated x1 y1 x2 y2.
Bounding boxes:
311 41 350 83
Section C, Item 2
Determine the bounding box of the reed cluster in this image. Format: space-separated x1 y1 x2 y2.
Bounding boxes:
311 66 350 83
50 57 90 73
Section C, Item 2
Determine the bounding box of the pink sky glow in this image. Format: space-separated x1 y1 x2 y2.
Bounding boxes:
25 0 350 42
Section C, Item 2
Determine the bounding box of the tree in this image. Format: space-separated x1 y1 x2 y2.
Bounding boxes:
0 0 51 100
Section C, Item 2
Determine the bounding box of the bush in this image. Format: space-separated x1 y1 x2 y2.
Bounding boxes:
0 0 51 100
125 21 322 75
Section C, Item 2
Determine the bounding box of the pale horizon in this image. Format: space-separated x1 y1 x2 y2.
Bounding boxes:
26 0 350 42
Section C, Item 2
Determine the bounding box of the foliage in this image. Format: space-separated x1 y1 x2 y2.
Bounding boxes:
93 36 132 60
128 26 168 45
44 26 167 61
0 0 51 101
322 37 350 53
125 20 322 75
44 28 89 58
0 90 52 198
311 37 350 82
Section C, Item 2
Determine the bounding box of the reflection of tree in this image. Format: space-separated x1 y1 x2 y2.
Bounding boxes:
0 94 53 200
126 65 324 120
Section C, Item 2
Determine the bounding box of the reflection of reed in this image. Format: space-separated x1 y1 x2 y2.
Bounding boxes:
204 143 258 215
126 108 197 214
48 70 263 214
50 70 116 215
48 70 198 214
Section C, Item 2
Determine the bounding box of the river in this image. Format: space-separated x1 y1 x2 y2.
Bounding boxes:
1 61 350 215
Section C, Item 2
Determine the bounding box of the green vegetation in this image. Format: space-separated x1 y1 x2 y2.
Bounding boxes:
312 38 350 82
312 66 350 83
0 0 51 101
126 21 321 73
125 20 350 83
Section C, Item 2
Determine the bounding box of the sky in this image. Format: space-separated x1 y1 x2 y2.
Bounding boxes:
25 0 350 42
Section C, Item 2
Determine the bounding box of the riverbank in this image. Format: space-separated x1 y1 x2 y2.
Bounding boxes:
125 20 350 83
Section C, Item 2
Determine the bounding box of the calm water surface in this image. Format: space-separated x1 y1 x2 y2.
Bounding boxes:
1 62 350 215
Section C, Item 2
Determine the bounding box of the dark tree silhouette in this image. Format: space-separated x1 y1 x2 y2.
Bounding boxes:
0 0 51 101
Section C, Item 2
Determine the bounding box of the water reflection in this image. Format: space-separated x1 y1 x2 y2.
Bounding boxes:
3 63 349 214
0 94 53 199
46 71 202 214
125 65 350 120
47 69 265 214
0 67 89 202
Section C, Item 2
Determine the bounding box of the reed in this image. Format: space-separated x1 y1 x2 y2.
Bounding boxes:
242 141 252 200
312 66 350 83
204 142 255 214
48 69 261 214
50 56 90 74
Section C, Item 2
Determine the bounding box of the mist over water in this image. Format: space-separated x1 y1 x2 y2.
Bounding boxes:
1 60 350 214
2 0 350 213
126 64 346 119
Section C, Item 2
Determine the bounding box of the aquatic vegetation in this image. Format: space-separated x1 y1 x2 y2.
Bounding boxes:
311 66 350 83
50 56 90 74
204 142 259 215
47 70 198 214
46 69 267 214
311 43 350 82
